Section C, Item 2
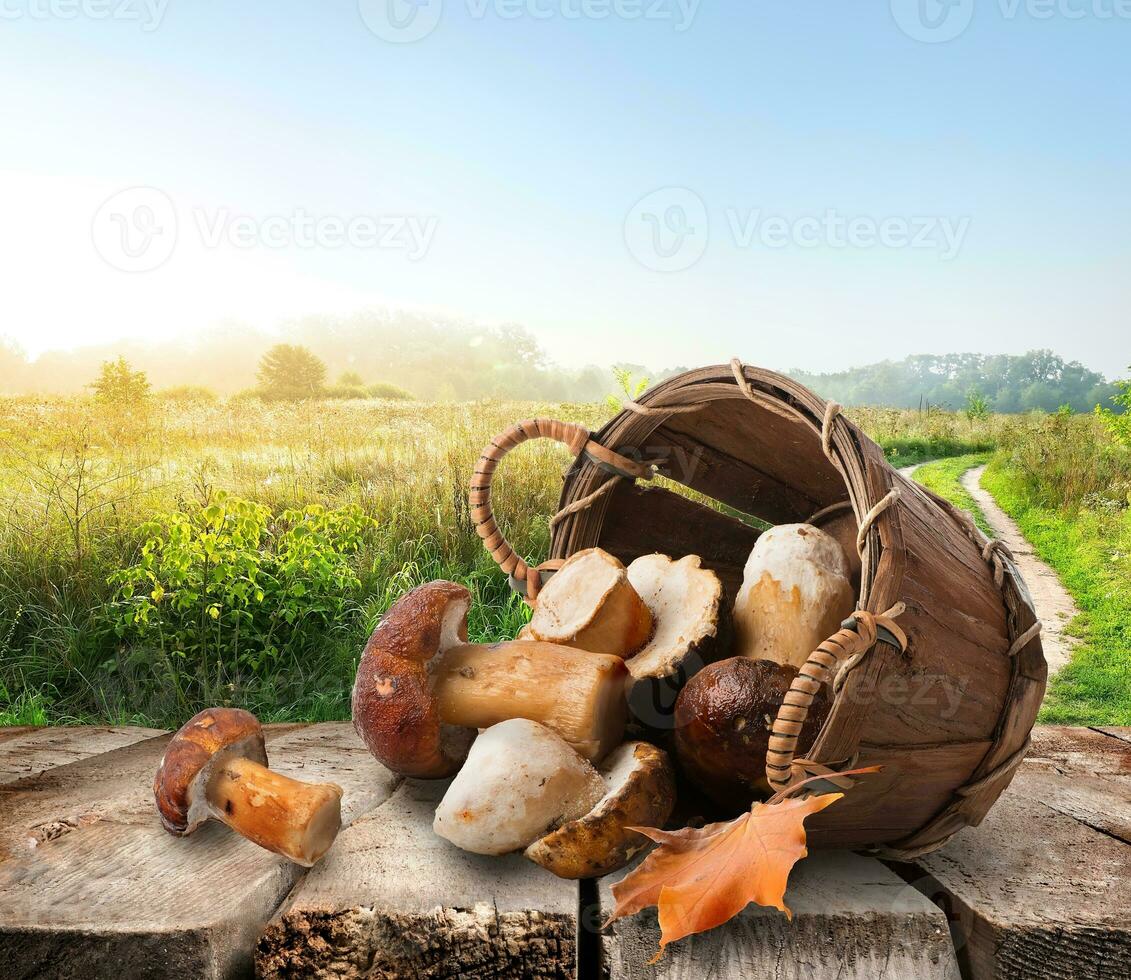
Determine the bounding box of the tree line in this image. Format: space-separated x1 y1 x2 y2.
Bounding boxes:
791 351 1118 414
0 313 1124 413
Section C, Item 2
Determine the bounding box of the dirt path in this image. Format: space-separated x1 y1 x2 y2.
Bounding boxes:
960 465 1078 675
899 461 1076 675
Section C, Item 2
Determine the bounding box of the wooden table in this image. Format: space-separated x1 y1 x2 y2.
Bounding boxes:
0 725 1126 979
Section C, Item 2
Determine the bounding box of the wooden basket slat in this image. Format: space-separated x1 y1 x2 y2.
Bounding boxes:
651 423 818 523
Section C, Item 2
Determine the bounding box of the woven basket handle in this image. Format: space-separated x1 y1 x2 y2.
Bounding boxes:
765 606 907 793
471 418 653 601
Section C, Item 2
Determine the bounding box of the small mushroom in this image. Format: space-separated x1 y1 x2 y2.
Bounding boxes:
153 708 343 866
733 523 855 670
433 719 606 855
352 581 628 777
674 657 831 811
525 740 676 879
527 548 654 657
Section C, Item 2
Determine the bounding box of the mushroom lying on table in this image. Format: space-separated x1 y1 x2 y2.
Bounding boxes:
154 708 343 866
434 718 676 878
352 581 628 776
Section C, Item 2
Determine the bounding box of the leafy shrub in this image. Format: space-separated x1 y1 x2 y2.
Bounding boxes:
1096 367 1131 450
324 384 370 400
158 384 219 405
91 357 150 406
105 495 376 691
366 382 414 400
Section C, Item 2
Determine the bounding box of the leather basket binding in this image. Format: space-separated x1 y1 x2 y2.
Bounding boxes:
470 361 1046 859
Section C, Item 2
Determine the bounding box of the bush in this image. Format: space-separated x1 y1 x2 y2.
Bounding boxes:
91 357 150 406
367 382 414 400
324 384 370 400
256 344 327 400
105 495 376 695
157 385 219 405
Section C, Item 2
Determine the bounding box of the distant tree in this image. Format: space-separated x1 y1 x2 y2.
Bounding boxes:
256 344 326 400
91 357 150 405
964 389 990 421
338 370 364 387
0 337 27 391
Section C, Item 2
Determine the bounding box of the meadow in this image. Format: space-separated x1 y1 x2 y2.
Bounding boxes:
0 392 1126 727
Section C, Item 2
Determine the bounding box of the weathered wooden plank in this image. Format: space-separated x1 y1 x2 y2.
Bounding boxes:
1026 726 1131 778
907 773 1131 980
0 725 166 785
0 723 304 860
0 726 36 743
598 851 960 979
0 723 399 980
1093 726 1131 745
1015 768 1131 843
256 778 578 979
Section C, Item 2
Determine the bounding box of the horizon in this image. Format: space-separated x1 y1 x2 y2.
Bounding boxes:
1 4 1128 376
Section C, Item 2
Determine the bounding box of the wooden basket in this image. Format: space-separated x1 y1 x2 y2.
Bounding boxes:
470 362 1046 858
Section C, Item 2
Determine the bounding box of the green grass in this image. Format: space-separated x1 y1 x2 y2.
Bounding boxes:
982 462 1131 726
7 394 1122 729
910 453 994 535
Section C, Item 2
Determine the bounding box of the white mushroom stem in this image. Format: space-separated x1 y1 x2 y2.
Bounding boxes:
528 549 654 657
202 755 343 867
430 640 628 761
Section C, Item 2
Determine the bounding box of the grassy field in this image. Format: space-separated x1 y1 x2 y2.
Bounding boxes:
0 393 1123 728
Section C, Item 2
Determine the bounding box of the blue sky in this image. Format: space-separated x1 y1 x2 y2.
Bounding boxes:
1 1 1128 375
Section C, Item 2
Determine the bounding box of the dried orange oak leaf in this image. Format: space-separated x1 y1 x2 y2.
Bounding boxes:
608 792 842 961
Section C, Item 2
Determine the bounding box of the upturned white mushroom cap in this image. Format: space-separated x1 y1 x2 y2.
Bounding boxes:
433 719 605 856
625 553 723 682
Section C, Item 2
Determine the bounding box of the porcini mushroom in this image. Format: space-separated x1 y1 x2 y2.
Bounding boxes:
525 740 676 879
527 548 654 657
674 657 831 810
352 581 628 777
732 523 855 670
433 720 676 877
623 553 725 728
153 708 343 866
433 719 606 855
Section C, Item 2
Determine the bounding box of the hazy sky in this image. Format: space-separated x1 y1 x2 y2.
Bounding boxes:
1 2 1128 375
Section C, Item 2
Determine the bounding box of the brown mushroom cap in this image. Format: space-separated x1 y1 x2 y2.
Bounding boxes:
352 580 476 778
674 657 831 811
524 740 676 879
153 707 268 836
